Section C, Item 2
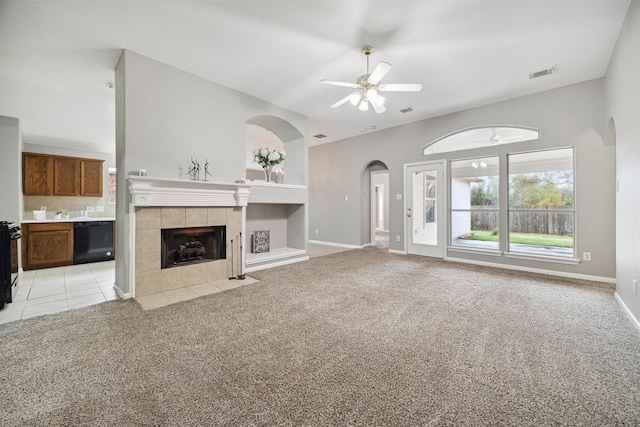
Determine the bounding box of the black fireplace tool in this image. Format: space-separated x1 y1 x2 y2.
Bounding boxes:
228 239 235 280
236 232 246 280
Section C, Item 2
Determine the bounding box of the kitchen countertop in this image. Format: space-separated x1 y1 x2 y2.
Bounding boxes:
22 217 116 224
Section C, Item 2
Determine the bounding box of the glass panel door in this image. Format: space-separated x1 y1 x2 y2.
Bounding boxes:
406 162 445 257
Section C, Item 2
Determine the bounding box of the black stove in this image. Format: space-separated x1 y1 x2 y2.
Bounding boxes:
1 221 21 309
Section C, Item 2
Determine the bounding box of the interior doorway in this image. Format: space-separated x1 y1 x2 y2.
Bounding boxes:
370 170 390 249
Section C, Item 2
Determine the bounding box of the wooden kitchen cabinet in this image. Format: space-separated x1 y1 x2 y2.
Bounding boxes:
23 152 104 197
22 222 74 270
80 159 103 197
22 153 53 195
54 157 80 196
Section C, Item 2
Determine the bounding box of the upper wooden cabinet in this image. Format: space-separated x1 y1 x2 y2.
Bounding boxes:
80 159 103 197
23 152 104 197
54 157 80 196
23 153 53 196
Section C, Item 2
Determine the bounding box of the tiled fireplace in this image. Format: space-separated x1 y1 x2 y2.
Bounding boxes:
128 177 250 297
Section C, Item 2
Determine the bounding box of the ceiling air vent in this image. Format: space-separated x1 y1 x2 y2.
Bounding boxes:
528 66 557 79
400 107 414 114
313 133 327 139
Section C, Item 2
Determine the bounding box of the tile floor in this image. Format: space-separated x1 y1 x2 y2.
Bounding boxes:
135 276 260 310
0 260 117 325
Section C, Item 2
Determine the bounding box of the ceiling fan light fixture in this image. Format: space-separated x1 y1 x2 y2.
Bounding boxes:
322 44 421 114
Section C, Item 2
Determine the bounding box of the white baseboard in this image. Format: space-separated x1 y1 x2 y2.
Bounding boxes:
445 256 616 284
615 292 640 335
309 240 364 249
389 249 406 255
244 256 310 273
113 283 132 299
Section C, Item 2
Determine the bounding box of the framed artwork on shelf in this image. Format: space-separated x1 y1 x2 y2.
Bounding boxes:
252 230 270 253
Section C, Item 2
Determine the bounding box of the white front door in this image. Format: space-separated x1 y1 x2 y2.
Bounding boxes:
405 162 445 258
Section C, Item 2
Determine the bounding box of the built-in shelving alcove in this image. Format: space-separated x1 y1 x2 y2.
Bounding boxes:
245 201 307 272
244 115 308 272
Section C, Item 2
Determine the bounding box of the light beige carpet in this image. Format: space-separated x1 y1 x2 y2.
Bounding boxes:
1 247 638 426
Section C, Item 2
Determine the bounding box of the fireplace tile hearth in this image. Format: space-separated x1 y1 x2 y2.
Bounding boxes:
135 276 260 310
134 206 242 297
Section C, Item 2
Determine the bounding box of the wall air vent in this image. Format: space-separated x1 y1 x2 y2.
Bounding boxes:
528 66 557 79
400 107 414 114
313 133 327 139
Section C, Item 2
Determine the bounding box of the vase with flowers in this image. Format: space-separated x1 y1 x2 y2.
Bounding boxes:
252 147 286 182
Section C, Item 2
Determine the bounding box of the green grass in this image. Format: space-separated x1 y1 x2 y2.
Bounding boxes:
460 229 573 247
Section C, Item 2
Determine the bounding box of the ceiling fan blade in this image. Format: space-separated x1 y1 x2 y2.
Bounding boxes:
368 61 392 84
500 135 523 142
379 83 423 92
321 79 358 88
330 93 357 108
371 100 387 114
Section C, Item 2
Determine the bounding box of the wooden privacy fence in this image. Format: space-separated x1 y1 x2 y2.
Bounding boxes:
471 210 573 235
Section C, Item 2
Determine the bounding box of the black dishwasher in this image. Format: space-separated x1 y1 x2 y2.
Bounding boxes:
73 221 114 264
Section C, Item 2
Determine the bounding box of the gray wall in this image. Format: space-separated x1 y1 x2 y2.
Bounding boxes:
310 79 616 279
604 0 640 323
115 50 308 294
0 116 22 223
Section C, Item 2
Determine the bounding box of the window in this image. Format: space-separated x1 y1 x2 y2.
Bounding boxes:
450 156 500 251
423 173 436 224
508 148 574 257
424 126 539 155
108 168 116 204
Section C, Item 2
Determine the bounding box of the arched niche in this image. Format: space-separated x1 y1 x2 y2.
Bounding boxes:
245 115 305 185
423 125 540 155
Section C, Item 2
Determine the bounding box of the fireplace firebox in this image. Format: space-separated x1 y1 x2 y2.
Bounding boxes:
161 226 226 269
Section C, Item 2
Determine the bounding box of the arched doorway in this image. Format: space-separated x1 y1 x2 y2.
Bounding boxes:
361 160 389 249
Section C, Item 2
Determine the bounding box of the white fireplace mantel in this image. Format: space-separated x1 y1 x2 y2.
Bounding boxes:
128 176 251 207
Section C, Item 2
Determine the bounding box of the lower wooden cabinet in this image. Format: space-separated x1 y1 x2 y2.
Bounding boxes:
22 222 74 270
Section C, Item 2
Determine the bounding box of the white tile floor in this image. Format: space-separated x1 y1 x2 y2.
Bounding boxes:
0 260 117 325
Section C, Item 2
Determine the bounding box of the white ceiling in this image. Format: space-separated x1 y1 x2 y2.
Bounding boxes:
0 0 631 154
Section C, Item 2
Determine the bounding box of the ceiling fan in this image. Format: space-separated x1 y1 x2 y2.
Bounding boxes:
471 128 524 144
321 45 422 114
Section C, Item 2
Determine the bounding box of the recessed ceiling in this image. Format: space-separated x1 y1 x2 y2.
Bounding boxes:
0 0 631 153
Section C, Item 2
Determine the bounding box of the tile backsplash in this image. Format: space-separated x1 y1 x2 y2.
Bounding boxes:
24 195 116 219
